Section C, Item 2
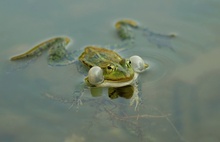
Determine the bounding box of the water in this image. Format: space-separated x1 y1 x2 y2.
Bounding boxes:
0 0 220 142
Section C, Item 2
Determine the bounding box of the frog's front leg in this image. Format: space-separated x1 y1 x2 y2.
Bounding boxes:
69 82 89 110
129 82 142 111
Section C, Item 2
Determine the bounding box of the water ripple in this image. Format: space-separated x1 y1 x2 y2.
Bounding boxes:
138 49 179 85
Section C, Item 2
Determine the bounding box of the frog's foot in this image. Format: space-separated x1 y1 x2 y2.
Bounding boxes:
69 91 84 110
114 19 177 51
129 84 142 111
47 39 79 66
100 19 138 53
115 19 138 40
10 37 75 67
115 19 138 29
69 82 88 111
130 93 142 111
11 37 70 61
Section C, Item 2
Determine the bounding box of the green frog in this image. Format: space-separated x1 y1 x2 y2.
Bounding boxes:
79 46 148 87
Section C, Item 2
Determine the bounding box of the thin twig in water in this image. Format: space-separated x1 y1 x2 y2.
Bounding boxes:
104 106 170 121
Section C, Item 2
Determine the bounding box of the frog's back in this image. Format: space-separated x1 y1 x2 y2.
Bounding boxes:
79 46 122 68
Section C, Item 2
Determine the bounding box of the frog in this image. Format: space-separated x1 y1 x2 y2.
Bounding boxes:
78 46 148 110
79 46 148 87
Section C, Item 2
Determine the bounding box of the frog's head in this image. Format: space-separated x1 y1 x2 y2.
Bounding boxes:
102 59 134 82
86 56 148 86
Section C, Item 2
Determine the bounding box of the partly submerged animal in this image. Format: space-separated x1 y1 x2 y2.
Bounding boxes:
79 46 148 87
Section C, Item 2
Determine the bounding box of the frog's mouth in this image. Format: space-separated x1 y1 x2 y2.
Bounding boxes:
104 71 134 82
119 72 134 82
97 73 138 88
113 66 134 82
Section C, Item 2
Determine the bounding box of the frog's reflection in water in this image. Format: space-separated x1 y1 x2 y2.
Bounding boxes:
90 85 135 101
89 84 141 111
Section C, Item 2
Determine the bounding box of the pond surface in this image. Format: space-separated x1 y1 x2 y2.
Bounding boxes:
0 0 220 142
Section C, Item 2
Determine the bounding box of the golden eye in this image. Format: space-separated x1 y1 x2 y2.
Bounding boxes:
126 60 131 67
128 60 131 64
106 65 115 73
107 65 112 70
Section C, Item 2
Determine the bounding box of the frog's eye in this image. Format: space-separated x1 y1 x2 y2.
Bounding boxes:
88 66 104 85
122 59 132 68
107 65 112 70
106 64 115 72
129 55 149 73
126 60 132 67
